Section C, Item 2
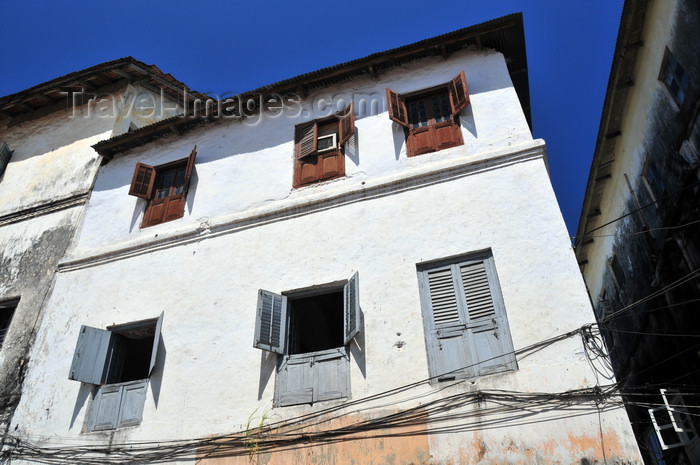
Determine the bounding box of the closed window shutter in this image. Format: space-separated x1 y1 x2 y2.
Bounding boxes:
254 289 287 354
337 102 355 146
314 349 350 402
89 384 122 431
385 88 409 127
344 272 360 344
295 122 318 160
461 259 516 376
129 163 156 199
183 145 197 192
148 312 164 377
423 267 472 380
276 356 315 407
69 325 112 384
449 71 470 117
117 380 148 428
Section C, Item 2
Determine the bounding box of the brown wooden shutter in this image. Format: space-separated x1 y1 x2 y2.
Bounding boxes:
337 102 355 146
295 122 318 160
183 145 197 192
449 71 470 116
128 163 156 199
385 88 409 127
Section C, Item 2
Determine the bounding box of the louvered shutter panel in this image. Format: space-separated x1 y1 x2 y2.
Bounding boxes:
344 272 360 344
295 122 318 160
183 145 197 192
69 325 112 384
385 88 409 127
89 384 122 431
148 312 164 376
423 268 472 380
117 380 148 428
461 259 516 376
337 102 355 146
128 163 156 199
449 71 470 117
254 290 287 354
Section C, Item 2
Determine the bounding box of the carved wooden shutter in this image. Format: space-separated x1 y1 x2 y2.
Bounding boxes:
344 272 360 344
338 102 355 146
254 289 287 354
449 71 470 117
295 122 318 160
385 88 409 127
129 163 156 199
69 325 112 384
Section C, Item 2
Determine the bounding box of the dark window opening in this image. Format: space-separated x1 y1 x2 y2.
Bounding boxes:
0 299 17 350
288 291 344 355
661 49 689 106
105 329 155 383
408 91 451 128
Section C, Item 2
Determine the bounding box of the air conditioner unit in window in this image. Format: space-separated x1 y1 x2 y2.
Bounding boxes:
316 134 337 153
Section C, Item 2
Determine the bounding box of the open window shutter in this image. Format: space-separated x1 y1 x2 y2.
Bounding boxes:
385 88 409 127
148 312 164 377
461 260 516 376
254 290 287 354
344 272 360 344
89 384 122 431
69 325 112 384
0 142 12 176
183 145 197 192
295 122 318 160
129 163 156 199
337 102 355 146
448 71 470 117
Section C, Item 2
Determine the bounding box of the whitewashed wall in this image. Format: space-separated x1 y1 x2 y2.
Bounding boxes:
9 50 642 463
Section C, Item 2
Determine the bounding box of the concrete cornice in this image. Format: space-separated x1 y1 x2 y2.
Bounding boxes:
0 193 88 227
58 139 546 272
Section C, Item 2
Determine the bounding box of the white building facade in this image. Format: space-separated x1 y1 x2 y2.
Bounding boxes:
6 15 642 465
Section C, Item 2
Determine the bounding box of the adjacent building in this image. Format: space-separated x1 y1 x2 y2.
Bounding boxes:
0 58 202 433
575 0 700 463
4 14 642 464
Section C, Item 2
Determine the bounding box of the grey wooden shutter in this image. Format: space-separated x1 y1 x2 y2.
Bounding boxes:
314 349 350 402
117 380 148 428
385 88 409 127
449 70 470 117
460 258 516 376
0 142 12 176
69 325 112 384
148 312 164 376
275 355 315 407
89 384 122 431
254 289 287 354
422 267 472 381
128 162 156 199
295 122 318 160
344 272 360 344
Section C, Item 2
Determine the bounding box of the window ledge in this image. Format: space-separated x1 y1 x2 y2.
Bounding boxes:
58 139 545 273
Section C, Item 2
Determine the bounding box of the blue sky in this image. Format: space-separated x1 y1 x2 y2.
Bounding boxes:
0 1 623 237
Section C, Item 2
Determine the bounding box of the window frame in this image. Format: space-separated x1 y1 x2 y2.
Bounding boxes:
128 145 197 228
253 273 360 407
659 48 689 108
416 251 516 383
68 313 163 432
386 71 469 157
293 103 355 188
